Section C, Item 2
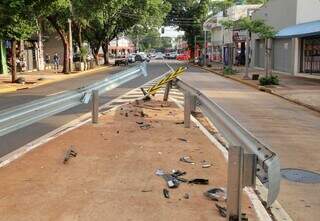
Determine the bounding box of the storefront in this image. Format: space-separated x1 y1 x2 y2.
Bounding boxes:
275 20 320 76
233 29 247 65
301 37 320 74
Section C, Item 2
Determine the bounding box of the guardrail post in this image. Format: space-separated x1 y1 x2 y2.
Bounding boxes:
163 81 172 101
227 146 257 221
227 146 244 221
92 90 99 124
184 91 191 128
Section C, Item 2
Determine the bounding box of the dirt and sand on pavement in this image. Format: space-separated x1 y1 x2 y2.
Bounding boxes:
0 97 257 221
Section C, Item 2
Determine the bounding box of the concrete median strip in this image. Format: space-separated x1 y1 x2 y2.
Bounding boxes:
0 97 258 220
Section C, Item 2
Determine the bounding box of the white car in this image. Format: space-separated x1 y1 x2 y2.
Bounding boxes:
169 52 178 59
128 54 136 63
155 52 164 60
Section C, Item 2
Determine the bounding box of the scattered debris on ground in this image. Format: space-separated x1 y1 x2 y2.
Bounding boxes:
63 147 77 164
215 203 227 217
180 156 195 164
163 188 170 198
204 188 227 201
188 178 209 185
201 160 213 168
0 97 257 220
177 138 188 142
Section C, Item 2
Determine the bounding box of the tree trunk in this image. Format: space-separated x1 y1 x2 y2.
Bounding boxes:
47 16 69 74
62 36 69 74
11 40 17 83
265 38 272 77
102 42 109 65
93 51 99 66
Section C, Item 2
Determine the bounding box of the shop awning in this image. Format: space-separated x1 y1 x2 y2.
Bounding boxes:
276 20 320 38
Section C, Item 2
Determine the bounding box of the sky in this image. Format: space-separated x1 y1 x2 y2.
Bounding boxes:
160 26 185 38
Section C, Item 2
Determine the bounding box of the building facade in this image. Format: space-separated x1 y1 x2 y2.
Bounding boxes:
252 0 320 75
203 4 262 64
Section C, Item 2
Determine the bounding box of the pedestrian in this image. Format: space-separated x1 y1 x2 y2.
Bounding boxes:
45 54 50 70
53 53 60 72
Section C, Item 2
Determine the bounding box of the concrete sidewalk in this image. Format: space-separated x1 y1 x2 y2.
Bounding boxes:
180 66 320 221
203 63 320 112
0 98 258 221
0 66 110 94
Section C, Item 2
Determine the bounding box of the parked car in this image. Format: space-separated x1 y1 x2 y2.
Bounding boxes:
176 54 190 61
135 53 150 62
155 52 164 60
115 56 128 66
128 54 136 63
168 52 178 59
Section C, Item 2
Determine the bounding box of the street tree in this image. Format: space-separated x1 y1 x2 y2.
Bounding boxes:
0 0 37 82
84 0 170 65
127 0 171 52
34 0 72 74
221 17 276 76
165 0 210 56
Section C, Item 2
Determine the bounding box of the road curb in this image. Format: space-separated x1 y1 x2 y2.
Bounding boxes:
0 66 110 95
196 65 320 114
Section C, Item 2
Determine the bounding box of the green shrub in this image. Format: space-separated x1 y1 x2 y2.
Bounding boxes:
259 75 279 86
223 67 236 75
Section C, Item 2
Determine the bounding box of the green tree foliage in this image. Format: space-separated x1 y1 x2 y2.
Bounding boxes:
84 0 170 65
33 0 72 73
0 0 37 82
138 30 172 51
221 17 275 38
165 0 210 52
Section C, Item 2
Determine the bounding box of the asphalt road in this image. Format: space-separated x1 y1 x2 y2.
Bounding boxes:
0 60 171 157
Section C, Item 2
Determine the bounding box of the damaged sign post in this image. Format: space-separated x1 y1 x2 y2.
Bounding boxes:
163 81 172 102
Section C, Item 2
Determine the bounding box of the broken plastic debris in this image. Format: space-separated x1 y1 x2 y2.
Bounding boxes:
171 170 186 177
140 124 151 130
204 188 227 201
63 147 77 164
188 179 209 185
155 169 165 176
202 164 212 168
177 138 187 142
183 193 189 199
156 169 180 188
180 156 195 164
163 188 170 198
215 203 227 217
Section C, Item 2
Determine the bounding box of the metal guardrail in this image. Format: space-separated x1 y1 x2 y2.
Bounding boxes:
0 62 147 137
173 79 280 209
